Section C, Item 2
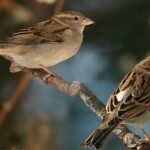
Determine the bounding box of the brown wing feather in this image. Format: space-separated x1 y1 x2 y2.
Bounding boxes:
131 72 150 106
106 72 135 113
3 18 68 44
106 71 150 120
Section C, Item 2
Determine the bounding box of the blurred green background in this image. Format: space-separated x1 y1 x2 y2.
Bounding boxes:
0 0 150 150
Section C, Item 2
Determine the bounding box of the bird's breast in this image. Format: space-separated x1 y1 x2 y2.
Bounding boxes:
0 31 83 68
123 109 150 128
21 31 83 67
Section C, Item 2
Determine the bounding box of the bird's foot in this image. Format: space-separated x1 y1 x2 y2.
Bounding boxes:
39 64 57 77
140 128 150 143
38 64 62 81
42 72 62 82
139 138 150 143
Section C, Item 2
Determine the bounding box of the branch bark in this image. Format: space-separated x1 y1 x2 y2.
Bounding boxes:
19 67 149 150
0 74 31 126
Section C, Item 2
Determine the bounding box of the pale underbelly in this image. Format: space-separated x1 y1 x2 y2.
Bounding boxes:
122 109 150 128
4 42 81 68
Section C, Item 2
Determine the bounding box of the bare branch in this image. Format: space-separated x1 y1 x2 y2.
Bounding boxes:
53 0 65 15
19 67 149 150
0 74 31 126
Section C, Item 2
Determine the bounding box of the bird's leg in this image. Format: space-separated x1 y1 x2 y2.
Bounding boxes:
38 64 57 77
139 128 150 143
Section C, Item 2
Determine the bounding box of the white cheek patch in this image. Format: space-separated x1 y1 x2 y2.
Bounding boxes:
116 90 126 102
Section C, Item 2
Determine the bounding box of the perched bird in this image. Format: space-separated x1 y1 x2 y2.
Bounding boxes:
0 11 94 74
81 56 150 149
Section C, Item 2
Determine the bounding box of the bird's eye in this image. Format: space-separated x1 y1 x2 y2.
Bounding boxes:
74 16 79 21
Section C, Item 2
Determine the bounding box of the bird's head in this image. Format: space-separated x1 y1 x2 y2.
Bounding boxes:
53 11 94 33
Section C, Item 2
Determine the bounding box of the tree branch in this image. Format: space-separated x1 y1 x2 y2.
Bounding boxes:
0 74 31 127
19 67 149 150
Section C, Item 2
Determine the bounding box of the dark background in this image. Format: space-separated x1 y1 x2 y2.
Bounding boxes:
0 0 150 150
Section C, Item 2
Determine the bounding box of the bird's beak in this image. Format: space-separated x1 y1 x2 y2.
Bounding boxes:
81 18 95 25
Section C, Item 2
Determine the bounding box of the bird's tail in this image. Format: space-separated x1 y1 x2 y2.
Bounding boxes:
80 124 118 149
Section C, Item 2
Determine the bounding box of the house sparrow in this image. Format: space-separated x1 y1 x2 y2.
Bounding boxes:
0 11 94 74
81 56 150 149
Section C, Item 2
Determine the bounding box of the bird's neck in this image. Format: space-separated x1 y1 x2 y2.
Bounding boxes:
78 26 85 33
133 56 150 73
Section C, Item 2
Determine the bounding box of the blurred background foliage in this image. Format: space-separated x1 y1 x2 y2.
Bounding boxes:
0 0 150 150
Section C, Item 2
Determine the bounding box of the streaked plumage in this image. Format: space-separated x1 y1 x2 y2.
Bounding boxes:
81 56 150 149
0 11 94 71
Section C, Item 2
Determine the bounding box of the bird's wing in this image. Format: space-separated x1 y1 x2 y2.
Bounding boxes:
106 71 150 121
3 18 69 44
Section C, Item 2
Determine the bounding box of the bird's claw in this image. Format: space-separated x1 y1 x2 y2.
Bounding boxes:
139 138 150 144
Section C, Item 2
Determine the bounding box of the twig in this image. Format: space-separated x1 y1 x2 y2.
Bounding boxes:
0 74 31 126
20 68 149 150
53 0 65 15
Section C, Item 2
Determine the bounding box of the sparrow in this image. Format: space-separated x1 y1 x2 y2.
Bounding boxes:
81 56 150 149
0 11 94 74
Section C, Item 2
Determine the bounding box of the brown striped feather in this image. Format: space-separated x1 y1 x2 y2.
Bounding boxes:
2 18 69 45
106 56 150 122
